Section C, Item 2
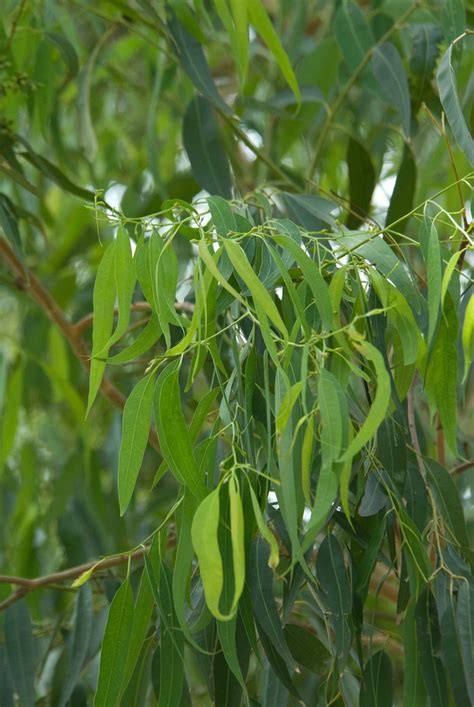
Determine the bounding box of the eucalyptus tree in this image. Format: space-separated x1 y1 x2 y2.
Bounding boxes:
0 0 473 705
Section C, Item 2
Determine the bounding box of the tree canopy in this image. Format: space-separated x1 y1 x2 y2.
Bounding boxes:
0 0 473 705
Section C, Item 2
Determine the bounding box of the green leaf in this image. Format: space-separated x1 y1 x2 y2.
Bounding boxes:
283 624 331 675
359 650 393 707
462 293 474 381
248 0 300 103
168 10 231 113
410 24 442 111
183 95 232 198
154 361 206 500
248 484 279 569
45 31 79 77
425 294 458 454
0 645 14 707
427 220 441 345
281 192 337 230
59 584 93 707
122 568 155 692
334 0 374 68
223 238 288 337
0 363 22 470
87 241 117 415
315 534 352 663
107 314 161 365
99 227 136 354
5 600 36 707
118 373 155 515
415 589 448 707
271 233 333 330
346 138 376 229
436 43 474 166
385 143 417 236
230 0 249 84
372 43 411 136
0 195 23 259
228 476 246 613
403 604 427 707
425 460 471 562
341 229 420 313
438 585 471 707
94 579 135 707
249 538 294 667
340 340 391 462
457 580 474 704
156 562 185 707
191 486 229 620
442 0 466 43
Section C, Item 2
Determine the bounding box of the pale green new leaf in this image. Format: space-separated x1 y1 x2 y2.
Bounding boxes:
118 373 155 515
340 340 391 462
249 484 279 569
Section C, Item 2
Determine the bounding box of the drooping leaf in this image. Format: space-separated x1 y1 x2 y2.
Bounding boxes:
0 195 23 259
168 10 231 113
415 589 448 707
154 361 206 500
107 314 161 365
456 580 474 704
462 293 474 381
372 43 411 136
118 373 155 515
249 538 294 667
315 534 352 663
183 95 232 198
346 138 376 229
283 624 331 675
410 24 442 111
340 340 391 463
436 42 474 166
403 604 427 707
385 143 417 235
427 220 441 345
94 579 135 707
122 568 155 692
248 0 300 103
59 584 93 707
5 601 36 707
156 562 185 707
359 650 393 707
441 0 466 43
248 484 279 569
334 0 374 68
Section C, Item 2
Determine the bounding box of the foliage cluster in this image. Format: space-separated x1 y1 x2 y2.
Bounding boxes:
0 0 473 705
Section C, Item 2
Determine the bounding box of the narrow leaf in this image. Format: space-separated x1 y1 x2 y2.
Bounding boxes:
372 43 411 136
118 373 155 515
5 601 36 707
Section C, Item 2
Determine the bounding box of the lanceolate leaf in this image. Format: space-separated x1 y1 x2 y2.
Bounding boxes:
334 0 374 68
436 43 474 166
415 590 448 707
372 43 411 136
87 241 117 415
248 0 300 103
154 362 206 500
118 373 155 515
427 220 441 345
156 562 185 707
59 584 93 707
183 96 233 198
385 143 417 236
442 0 466 44
359 650 393 707
168 11 231 114
315 534 352 663
249 538 294 667
94 579 135 707
346 138 376 229
462 293 474 381
5 601 36 707
456 580 474 703
340 340 391 462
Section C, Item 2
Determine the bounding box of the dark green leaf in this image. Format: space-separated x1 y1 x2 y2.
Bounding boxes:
457 580 474 704
359 650 393 707
346 138 376 229
5 601 36 707
283 624 331 674
59 584 93 707
372 43 411 136
385 143 416 235
415 589 448 707
183 96 232 198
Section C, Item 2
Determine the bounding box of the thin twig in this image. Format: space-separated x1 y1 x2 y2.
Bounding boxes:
0 235 160 449
0 547 148 612
450 460 474 477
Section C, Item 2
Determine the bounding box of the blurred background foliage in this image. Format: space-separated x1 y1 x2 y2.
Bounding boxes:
0 0 473 705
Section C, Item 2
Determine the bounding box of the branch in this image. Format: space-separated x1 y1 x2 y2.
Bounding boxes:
72 300 194 337
0 235 160 450
0 547 149 612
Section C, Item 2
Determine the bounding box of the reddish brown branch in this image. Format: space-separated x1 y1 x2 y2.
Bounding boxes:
0 236 160 450
72 300 194 337
0 547 148 612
